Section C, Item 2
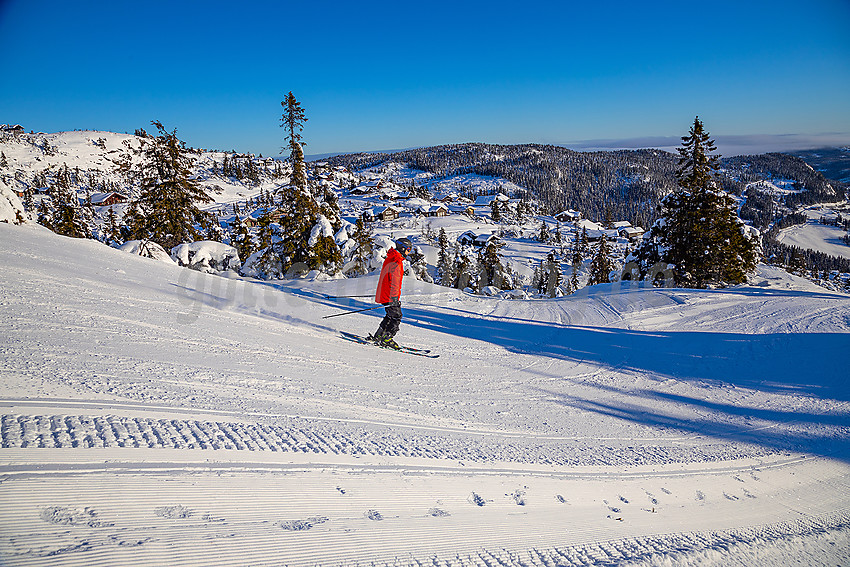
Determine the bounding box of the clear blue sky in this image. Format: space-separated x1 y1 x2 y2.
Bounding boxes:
1 0 849 158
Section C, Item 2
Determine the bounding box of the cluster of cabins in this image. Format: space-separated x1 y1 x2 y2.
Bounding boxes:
353 178 476 222
216 171 645 245
352 179 646 244
553 209 644 242
352 179 514 223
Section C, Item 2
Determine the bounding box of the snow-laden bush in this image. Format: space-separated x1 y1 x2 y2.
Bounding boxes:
118 240 174 264
239 248 270 279
372 235 396 256
0 179 28 224
171 241 241 273
333 224 350 245
308 215 334 247
505 288 528 299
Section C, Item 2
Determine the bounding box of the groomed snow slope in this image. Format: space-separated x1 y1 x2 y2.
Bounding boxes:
1 223 849 566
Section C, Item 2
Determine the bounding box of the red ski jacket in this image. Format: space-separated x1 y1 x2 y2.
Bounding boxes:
375 247 404 303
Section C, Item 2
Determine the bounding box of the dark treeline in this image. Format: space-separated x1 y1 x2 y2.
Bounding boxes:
325 143 847 230
763 235 850 275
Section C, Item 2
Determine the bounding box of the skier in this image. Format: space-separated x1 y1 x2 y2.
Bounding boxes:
369 238 412 349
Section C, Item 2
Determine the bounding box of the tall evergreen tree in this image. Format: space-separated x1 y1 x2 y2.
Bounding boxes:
481 240 513 289
545 251 562 297
531 262 544 295
454 252 476 291
588 236 615 285
23 186 35 212
571 231 584 267
490 199 501 222
350 217 375 276
245 94 341 278
538 221 550 242
50 172 89 238
105 206 121 245
436 228 453 285
122 121 214 249
568 261 580 294
579 228 589 257
230 211 255 263
281 92 308 191
633 117 758 287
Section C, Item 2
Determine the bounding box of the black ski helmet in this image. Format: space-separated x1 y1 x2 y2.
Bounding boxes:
395 237 413 256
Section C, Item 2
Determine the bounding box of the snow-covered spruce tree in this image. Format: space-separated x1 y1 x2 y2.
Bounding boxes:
349 216 374 277
229 211 256 263
538 221 550 243
588 236 615 285
480 240 513 290
36 199 54 231
490 199 501 222
249 182 342 278
241 94 341 278
122 121 214 250
281 92 308 191
22 185 35 212
579 227 589 258
50 169 90 238
545 251 562 297
631 117 758 287
453 250 477 291
531 262 543 295
436 228 453 285
568 254 581 294
409 246 433 283
570 231 584 268
105 206 121 245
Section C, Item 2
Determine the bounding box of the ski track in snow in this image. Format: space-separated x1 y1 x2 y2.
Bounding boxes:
2 223 850 566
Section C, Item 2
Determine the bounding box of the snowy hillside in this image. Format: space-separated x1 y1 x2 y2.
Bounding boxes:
1 222 849 566
0 128 288 216
776 203 850 260
5 129 849 298
0 128 642 296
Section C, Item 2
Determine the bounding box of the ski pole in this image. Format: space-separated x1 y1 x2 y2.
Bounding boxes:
323 293 374 299
322 305 385 319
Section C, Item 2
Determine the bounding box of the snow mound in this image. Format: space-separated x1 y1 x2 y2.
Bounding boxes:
118 240 175 264
308 215 334 247
171 241 241 273
0 179 27 224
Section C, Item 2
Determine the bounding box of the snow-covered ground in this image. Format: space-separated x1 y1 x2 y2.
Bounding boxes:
2 222 849 566
776 203 850 260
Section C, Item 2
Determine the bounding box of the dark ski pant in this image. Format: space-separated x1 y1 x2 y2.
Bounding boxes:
376 302 402 338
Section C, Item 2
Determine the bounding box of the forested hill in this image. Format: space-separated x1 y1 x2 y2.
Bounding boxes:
324 143 847 228
325 143 678 227
792 147 850 184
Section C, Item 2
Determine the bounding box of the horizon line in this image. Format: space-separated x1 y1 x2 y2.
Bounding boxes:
304 133 850 162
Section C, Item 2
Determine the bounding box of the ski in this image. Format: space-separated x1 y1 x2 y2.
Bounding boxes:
339 331 439 358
